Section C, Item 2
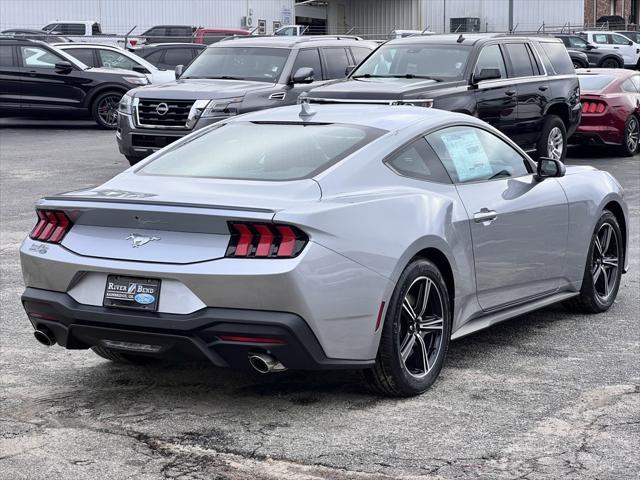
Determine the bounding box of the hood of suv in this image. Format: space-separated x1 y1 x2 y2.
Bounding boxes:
130 78 275 101
308 77 467 100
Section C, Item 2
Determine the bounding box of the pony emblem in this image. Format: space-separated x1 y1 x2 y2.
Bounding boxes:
126 234 160 248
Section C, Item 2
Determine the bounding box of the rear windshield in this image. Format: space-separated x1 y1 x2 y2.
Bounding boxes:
181 46 290 82
140 122 385 181
578 75 615 91
352 44 471 81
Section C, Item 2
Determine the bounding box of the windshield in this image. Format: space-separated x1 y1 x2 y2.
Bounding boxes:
181 47 290 82
578 75 615 91
140 122 386 181
352 44 471 81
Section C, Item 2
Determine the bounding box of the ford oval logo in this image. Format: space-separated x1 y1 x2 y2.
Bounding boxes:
134 293 155 305
155 103 169 116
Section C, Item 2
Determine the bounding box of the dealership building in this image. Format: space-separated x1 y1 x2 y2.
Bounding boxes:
1 0 637 37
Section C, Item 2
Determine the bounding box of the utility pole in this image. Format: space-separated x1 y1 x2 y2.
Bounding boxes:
508 0 514 32
443 0 447 33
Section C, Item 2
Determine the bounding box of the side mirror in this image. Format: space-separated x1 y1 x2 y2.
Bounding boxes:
132 65 149 74
54 61 73 73
345 64 356 76
585 44 595 50
473 67 501 84
628 41 633 46
174 64 184 78
535 157 566 180
291 67 314 84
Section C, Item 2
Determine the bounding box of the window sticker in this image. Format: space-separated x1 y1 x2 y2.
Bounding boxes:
439 130 492 182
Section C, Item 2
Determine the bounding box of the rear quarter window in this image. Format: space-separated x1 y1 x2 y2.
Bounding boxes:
539 42 574 75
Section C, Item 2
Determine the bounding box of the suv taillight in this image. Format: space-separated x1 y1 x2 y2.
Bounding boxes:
581 100 607 114
226 222 308 258
29 210 72 243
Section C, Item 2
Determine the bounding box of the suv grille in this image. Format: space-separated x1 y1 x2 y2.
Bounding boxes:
136 99 194 128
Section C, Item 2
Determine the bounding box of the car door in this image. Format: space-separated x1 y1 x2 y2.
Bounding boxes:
609 32 637 65
472 44 518 137
0 44 21 112
64 47 98 67
502 42 549 148
17 44 85 109
426 125 568 311
286 47 330 102
321 47 352 80
159 47 196 69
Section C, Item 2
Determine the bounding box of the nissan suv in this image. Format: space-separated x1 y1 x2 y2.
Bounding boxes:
307 34 581 160
117 36 376 164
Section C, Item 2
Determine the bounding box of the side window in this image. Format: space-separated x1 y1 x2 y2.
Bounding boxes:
91 23 101 35
504 43 534 77
592 34 608 44
474 44 506 79
539 42 574 75
292 48 322 80
631 75 640 91
43 23 58 32
0 46 15 67
568 36 588 48
60 23 86 35
385 138 451 183
350 46 372 64
98 50 138 70
203 32 225 45
20 46 64 69
67 48 96 67
143 49 164 63
322 47 351 79
621 78 639 93
162 48 193 67
426 126 530 183
611 34 631 45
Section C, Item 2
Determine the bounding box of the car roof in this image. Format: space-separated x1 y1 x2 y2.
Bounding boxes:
54 42 122 49
576 68 637 78
197 28 250 34
136 43 205 48
2 28 49 33
384 33 561 46
229 103 481 132
211 35 371 48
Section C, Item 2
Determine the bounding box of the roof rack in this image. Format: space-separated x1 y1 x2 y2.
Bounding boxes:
298 95 433 108
221 34 363 43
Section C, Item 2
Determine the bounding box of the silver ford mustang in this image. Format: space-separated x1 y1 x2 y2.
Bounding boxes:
20 104 629 396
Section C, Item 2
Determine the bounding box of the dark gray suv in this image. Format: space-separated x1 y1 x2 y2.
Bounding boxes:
116 36 376 164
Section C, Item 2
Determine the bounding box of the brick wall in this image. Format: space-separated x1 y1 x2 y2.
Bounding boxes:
583 0 633 25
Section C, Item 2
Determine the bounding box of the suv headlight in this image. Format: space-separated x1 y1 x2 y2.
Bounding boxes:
118 94 133 115
123 76 149 86
201 97 243 118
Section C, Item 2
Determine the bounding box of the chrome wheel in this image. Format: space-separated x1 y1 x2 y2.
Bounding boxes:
626 116 639 153
547 126 564 160
399 276 444 379
97 94 120 126
592 222 619 301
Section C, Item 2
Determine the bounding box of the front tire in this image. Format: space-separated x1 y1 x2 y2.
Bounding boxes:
91 91 123 129
125 154 144 166
364 259 452 397
600 58 622 69
536 115 567 161
564 211 623 314
618 115 639 157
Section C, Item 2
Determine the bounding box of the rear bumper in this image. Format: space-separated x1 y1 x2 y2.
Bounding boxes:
22 287 374 370
570 124 624 146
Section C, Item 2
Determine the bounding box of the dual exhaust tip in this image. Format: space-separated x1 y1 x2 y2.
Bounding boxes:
33 328 56 346
248 352 287 374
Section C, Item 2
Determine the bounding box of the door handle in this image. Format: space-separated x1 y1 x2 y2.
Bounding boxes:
505 89 516 96
538 86 548 91
474 208 498 224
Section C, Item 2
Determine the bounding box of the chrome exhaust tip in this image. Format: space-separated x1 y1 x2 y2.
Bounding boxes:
248 353 287 373
34 328 56 346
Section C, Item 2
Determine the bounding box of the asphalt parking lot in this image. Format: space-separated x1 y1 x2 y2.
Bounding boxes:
1 119 638 480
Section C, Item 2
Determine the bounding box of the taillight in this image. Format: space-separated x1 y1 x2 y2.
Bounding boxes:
581 100 606 114
29 209 72 243
226 222 308 258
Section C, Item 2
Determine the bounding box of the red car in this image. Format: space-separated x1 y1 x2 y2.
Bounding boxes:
193 28 251 45
572 69 640 156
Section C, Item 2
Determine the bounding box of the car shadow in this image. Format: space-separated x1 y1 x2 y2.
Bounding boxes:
0 117 99 130
566 145 621 160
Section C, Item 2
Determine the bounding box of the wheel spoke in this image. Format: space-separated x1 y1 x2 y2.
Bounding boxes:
400 332 416 363
417 279 432 318
594 236 603 256
418 316 444 332
602 256 618 268
601 225 612 253
602 267 610 296
593 264 603 284
402 297 416 320
415 334 429 373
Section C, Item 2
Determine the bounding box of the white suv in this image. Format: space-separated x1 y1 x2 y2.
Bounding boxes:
577 31 640 68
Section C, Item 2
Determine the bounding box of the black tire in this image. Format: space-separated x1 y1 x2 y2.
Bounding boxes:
125 155 143 166
363 259 452 397
618 115 639 157
536 115 567 161
91 90 123 129
600 57 622 69
91 345 158 365
572 60 587 69
563 211 623 314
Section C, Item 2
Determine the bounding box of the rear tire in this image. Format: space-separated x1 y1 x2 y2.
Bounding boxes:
91 345 158 365
600 58 622 69
363 259 452 397
618 115 639 157
536 115 567 161
563 211 623 314
91 90 123 129
125 155 144 166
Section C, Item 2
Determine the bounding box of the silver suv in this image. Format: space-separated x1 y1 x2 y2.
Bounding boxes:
116 36 376 164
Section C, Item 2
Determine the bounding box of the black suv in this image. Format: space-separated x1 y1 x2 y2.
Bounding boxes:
307 34 581 160
554 34 625 68
133 43 206 69
0 38 148 128
117 36 376 164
